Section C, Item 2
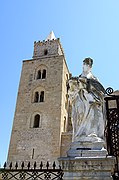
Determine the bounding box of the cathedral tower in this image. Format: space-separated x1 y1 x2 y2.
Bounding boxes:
8 32 70 163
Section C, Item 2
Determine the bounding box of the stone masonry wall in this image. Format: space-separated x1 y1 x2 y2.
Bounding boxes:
8 53 70 164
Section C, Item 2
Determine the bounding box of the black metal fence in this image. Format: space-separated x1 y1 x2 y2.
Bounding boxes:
105 88 119 179
0 161 63 180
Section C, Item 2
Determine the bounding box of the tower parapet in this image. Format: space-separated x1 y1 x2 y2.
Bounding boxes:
33 37 64 58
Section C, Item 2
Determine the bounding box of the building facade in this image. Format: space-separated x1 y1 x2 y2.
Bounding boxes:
8 32 72 163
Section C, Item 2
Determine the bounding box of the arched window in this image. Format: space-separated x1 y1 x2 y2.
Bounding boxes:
40 91 44 102
35 65 47 80
33 90 45 103
33 114 40 128
42 69 46 79
37 70 41 79
34 91 39 102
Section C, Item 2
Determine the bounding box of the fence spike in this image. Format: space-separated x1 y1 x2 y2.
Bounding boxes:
15 162 18 169
3 162 7 169
27 162 30 169
46 161 49 169
2 161 64 179
9 162 12 169
53 161 56 169
34 161 36 169
21 162 24 169
40 161 43 169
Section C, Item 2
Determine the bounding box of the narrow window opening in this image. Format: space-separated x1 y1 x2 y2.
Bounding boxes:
44 49 48 55
64 116 66 132
37 70 41 79
40 91 44 102
67 103 73 132
33 114 40 128
34 92 39 102
32 148 34 159
42 69 46 79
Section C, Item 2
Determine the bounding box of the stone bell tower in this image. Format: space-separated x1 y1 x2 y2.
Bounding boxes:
7 32 70 163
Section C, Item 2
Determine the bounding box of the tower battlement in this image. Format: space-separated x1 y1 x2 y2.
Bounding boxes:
33 33 64 58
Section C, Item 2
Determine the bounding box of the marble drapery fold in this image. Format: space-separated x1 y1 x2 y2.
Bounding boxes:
68 58 106 143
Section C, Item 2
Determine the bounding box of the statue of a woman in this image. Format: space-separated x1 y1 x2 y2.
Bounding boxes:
68 58 106 143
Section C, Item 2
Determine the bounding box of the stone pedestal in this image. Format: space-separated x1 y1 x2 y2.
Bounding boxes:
58 156 115 180
67 140 108 157
58 138 115 180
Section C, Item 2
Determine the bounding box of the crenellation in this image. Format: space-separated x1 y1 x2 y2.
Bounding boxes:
33 38 64 58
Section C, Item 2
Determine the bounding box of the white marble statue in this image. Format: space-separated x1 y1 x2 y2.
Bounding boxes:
68 58 106 143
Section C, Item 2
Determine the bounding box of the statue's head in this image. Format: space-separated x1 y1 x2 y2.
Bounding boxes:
83 57 93 68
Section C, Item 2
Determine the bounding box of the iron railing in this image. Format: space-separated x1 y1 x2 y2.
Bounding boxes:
105 87 119 179
0 161 63 180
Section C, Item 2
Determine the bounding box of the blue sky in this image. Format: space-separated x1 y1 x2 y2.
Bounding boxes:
1 0 119 166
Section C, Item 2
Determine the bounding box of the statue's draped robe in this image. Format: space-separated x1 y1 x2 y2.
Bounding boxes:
68 76 105 142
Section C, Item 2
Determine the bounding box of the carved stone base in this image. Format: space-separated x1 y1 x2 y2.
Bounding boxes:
58 156 115 180
67 141 107 157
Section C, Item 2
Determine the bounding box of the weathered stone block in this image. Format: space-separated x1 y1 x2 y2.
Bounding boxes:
58 156 115 180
